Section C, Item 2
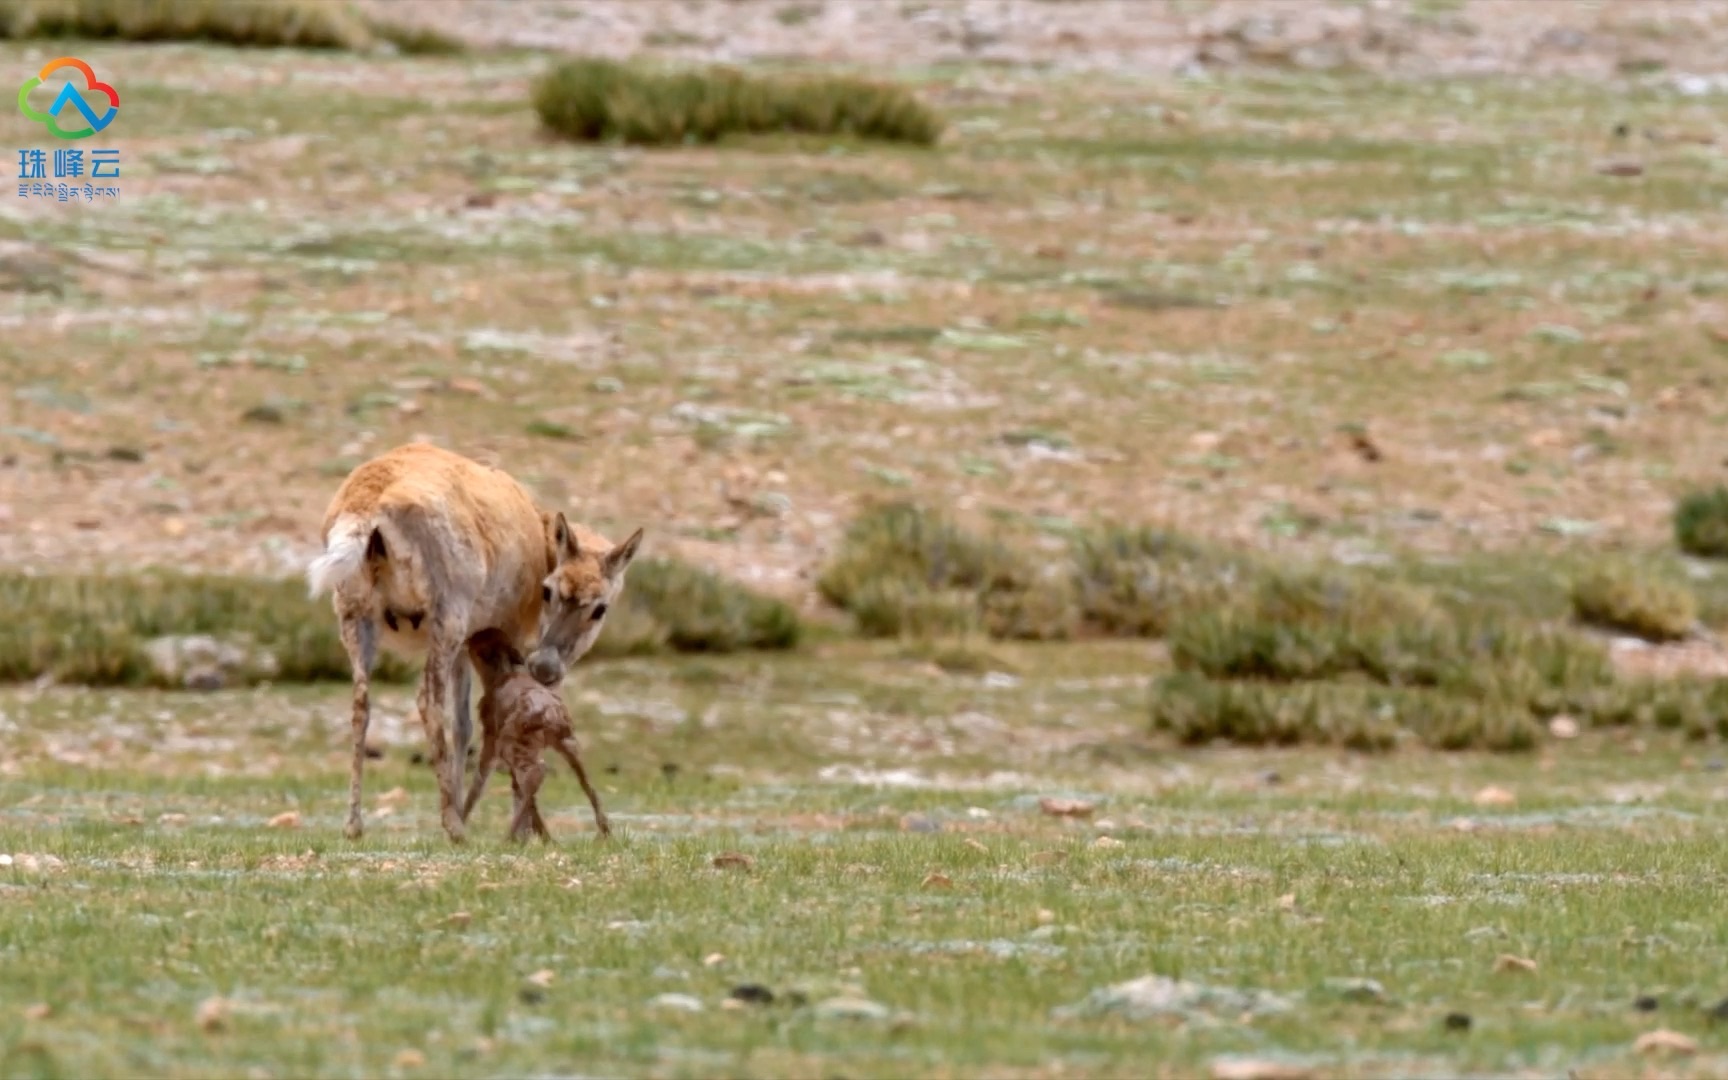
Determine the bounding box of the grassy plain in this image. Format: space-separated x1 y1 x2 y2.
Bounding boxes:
6 645 1728 1079
4 8 1728 1078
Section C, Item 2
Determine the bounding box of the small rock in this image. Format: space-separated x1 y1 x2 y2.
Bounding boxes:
1633 1029 1697 1056
813 996 892 1021
703 953 726 968
1035 909 1056 925
1322 977 1387 1004
1053 973 1295 1022
712 851 755 870
1210 1061 1313 1080
1093 836 1124 850
729 984 774 1006
1443 1011 1472 1031
516 986 545 1005
195 996 229 1032
22 1003 51 1020
1548 715 1580 740
525 970 555 988
961 838 989 854
157 813 189 826
1028 850 1068 867
443 912 472 929
1473 786 1517 808
900 813 940 834
1039 797 1095 818
1635 995 1659 1012
393 1049 426 1069
921 872 954 890
649 992 705 1013
1596 160 1645 177
266 811 300 829
1493 954 1537 975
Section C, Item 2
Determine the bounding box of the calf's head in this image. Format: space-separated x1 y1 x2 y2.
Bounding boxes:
528 513 645 687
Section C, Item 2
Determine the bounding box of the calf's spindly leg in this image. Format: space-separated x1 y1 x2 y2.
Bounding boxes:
461 700 501 823
553 738 611 839
507 760 547 843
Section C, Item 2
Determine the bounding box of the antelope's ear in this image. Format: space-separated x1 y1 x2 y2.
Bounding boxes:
604 527 645 579
553 512 580 560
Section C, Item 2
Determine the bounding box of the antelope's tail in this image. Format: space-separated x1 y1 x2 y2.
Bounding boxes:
307 513 372 599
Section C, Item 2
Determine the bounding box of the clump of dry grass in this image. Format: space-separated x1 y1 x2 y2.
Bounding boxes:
1147 673 1542 754
816 502 1073 640
1068 524 1248 637
0 559 800 687
1570 562 1698 642
610 557 802 654
0 0 462 52
1675 486 1728 559
0 571 414 687
532 57 944 147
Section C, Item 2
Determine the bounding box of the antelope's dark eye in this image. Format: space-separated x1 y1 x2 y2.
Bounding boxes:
542 585 552 603
592 603 608 621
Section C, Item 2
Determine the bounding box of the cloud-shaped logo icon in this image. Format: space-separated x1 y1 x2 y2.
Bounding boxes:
18 57 119 140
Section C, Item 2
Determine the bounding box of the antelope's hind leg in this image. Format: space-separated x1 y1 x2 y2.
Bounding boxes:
336 602 378 841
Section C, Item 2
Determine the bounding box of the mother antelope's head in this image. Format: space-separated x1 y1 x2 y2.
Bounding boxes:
527 513 644 687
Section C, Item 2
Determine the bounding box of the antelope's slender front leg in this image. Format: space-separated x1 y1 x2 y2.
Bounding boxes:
337 608 377 841
416 629 466 844
452 658 473 813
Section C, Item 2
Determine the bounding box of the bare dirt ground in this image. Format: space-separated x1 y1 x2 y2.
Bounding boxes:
361 0 1728 81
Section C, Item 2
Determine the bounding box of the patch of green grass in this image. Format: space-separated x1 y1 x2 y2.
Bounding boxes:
5 653 1728 1078
1675 486 1728 558
1570 561 1698 643
531 57 944 147
0 0 375 48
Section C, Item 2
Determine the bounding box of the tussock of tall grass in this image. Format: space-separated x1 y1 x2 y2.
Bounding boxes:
607 557 802 655
816 502 1074 640
532 57 943 148
1148 673 1543 754
1569 561 1698 643
1069 524 1249 638
1675 486 1728 559
0 0 462 53
0 571 406 687
0 559 801 688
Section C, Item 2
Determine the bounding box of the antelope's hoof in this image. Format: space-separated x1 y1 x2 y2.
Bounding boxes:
441 810 467 844
344 817 364 841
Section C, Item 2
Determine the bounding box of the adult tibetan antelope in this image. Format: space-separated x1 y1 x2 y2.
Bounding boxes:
306 443 643 843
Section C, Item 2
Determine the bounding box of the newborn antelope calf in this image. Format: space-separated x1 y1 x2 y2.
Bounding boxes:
462 629 610 843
